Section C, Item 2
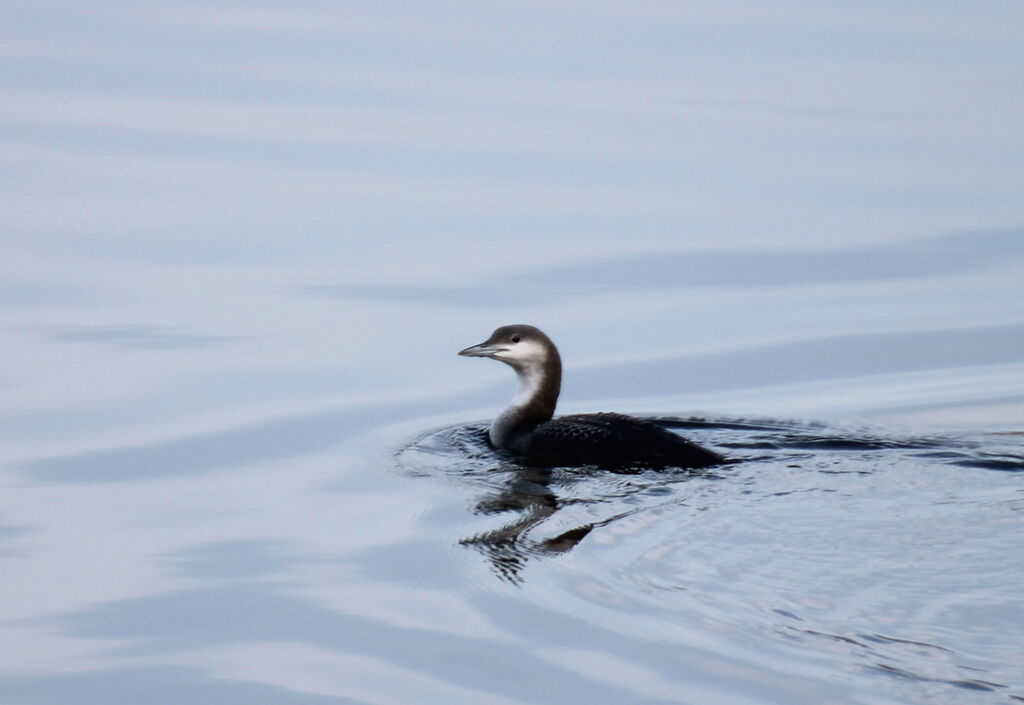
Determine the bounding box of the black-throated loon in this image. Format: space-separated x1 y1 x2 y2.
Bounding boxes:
458 324 726 468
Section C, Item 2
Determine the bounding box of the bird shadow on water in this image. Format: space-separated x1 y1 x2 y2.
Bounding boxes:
396 417 1022 584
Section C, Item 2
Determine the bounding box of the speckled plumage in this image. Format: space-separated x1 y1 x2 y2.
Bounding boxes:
508 412 725 468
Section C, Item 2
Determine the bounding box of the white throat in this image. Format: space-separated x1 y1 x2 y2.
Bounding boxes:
510 364 544 407
489 364 545 447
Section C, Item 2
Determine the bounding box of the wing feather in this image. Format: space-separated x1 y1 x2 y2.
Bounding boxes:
518 413 724 468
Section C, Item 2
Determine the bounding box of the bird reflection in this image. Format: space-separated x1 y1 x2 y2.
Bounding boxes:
407 423 720 584
459 465 597 584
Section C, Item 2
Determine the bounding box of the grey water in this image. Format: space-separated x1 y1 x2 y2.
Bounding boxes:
2 2 1024 704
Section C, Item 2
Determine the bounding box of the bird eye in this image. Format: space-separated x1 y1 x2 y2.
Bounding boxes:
511 334 521 343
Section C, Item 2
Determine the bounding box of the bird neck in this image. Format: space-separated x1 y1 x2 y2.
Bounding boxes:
489 352 561 448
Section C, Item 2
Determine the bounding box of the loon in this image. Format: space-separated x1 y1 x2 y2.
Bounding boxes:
458 324 726 468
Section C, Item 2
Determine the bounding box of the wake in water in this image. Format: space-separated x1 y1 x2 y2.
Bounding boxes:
399 417 1019 582
398 417 1024 703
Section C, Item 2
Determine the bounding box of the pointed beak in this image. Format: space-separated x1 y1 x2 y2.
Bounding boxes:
458 342 505 358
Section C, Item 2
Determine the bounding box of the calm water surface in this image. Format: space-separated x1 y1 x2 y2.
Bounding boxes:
2 2 1023 704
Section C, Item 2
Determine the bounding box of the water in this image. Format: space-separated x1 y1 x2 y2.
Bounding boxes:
2 2 1023 704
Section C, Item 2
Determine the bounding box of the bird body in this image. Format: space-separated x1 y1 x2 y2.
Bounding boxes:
459 325 725 469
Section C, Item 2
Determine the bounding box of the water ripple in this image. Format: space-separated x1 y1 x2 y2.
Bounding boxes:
399 417 1024 703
